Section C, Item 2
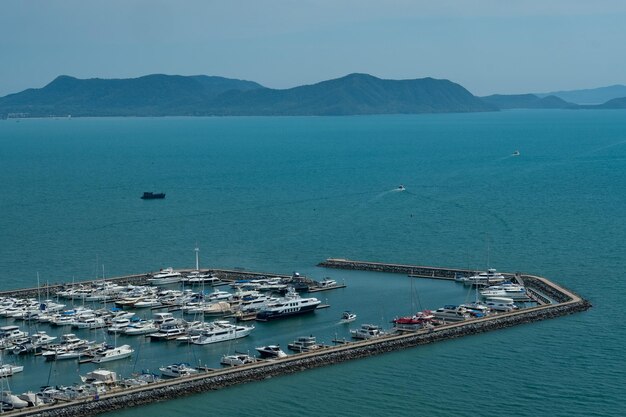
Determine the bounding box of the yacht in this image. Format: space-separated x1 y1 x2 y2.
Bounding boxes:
220 353 257 366
255 287 321 321
147 267 182 285
351 324 384 339
432 305 471 322
0 325 28 340
466 269 506 286
255 345 287 359
91 344 134 363
192 322 254 345
287 335 322 352
148 324 187 341
316 278 338 288
107 318 132 333
159 363 198 378
480 283 528 300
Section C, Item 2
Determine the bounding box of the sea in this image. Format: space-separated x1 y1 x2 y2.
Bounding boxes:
0 110 624 416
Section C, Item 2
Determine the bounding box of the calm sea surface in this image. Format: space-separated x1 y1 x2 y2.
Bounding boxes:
0 111 625 416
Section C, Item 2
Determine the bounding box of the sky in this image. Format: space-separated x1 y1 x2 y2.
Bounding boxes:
1 0 625 97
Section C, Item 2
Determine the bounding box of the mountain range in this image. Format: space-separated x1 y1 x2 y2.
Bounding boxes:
0 74 625 118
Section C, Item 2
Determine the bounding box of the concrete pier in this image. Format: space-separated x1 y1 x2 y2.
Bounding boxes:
0 260 591 417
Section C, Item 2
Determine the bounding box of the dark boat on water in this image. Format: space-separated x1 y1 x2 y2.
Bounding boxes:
141 192 165 200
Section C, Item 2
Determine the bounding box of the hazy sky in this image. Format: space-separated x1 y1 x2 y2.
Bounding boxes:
1 0 625 97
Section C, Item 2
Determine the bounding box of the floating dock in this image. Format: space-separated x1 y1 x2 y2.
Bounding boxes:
0 260 590 417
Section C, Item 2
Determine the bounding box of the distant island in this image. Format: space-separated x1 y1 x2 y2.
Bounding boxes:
0 74 625 118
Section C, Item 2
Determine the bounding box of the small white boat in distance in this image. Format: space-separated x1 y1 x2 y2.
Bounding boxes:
340 311 357 323
397 184 406 191
512 150 520 156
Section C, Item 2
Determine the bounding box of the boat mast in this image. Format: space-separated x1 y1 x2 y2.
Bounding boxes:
194 245 200 271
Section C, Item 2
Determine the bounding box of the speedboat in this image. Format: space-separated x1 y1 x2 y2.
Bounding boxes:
512 150 520 156
397 184 406 191
350 324 384 339
340 311 357 323
220 353 256 366
255 345 287 359
159 363 198 378
91 344 134 363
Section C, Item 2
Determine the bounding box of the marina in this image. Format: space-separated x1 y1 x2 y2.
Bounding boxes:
0 259 590 417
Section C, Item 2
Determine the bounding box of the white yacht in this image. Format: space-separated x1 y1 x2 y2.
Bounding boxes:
159 363 198 378
432 305 471 322
91 344 134 363
340 311 357 323
148 325 187 341
466 269 507 286
220 353 257 366
192 322 254 345
255 287 321 321
350 324 384 339
147 267 182 285
480 283 528 300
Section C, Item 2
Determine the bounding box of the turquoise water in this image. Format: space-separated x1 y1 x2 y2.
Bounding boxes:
0 111 625 416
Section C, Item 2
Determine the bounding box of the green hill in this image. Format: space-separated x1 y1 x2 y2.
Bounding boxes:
0 73 496 117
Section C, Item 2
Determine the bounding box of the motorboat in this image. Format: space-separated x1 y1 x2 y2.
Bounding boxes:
351 324 384 339
91 344 134 363
184 271 221 285
255 345 287 359
0 325 28 340
287 335 322 352
397 184 406 191
256 287 321 321
147 268 182 285
432 305 471 322
512 150 520 156
316 278 337 288
459 302 491 317
220 353 257 366
159 363 198 378
0 364 24 377
340 311 357 323
107 318 132 333
192 322 254 345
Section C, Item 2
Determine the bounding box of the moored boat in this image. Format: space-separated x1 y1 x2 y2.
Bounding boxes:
255 287 320 321
255 345 287 358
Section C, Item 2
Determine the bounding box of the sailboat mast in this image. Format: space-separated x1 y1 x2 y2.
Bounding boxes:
194 246 200 271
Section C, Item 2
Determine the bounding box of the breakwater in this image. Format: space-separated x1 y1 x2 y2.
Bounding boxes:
2 260 591 417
